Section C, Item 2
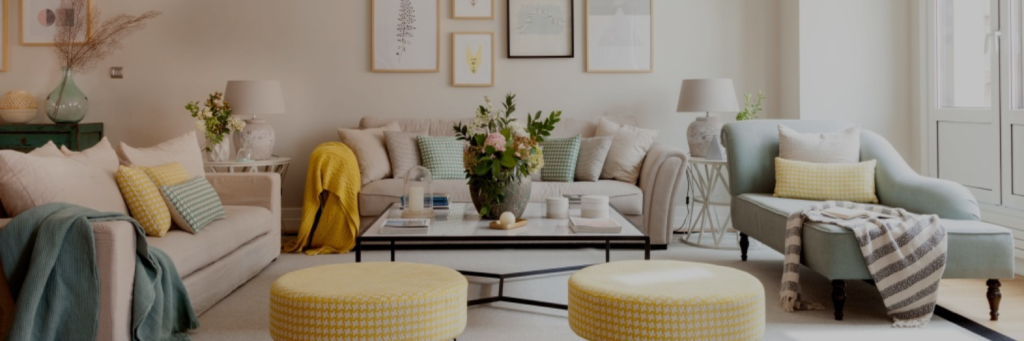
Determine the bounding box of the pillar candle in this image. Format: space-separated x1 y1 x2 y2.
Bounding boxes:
408 186 424 213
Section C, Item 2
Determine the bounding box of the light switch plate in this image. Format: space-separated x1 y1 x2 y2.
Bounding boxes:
110 67 123 79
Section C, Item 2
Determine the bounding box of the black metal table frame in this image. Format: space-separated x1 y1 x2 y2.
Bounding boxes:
354 211 651 310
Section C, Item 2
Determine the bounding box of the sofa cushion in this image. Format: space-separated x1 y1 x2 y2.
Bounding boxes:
733 193 1016 280
161 177 227 234
359 179 643 217
779 124 860 164
115 166 172 237
540 135 581 182
146 205 272 278
338 122 401 185
385 130 427 179
0 142 128 216
774 158 878 203
417 136 465 180
119 131 206 178
575 136 612 182
596 118 658 184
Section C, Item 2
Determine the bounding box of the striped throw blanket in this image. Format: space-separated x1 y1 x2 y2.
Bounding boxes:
781 201 947 328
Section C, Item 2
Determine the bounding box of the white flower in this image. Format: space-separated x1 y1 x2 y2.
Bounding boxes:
195 120 206 132
196 107 213 120
228 117 246 132
507 121 528 137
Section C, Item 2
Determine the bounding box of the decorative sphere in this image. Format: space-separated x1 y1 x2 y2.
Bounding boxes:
499 212 516 226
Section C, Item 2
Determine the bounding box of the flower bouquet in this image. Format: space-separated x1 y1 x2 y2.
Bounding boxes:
186 92 245 161
454 94 561 219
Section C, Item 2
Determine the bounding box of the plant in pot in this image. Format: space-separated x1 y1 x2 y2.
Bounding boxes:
735 91 765 121
187 92 246 162
454 94 560 219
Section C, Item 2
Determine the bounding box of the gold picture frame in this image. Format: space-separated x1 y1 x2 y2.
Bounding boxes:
451 32 494 87
371 0 441 73
1 0 8 72
585 0 653 73
452 0 494 20
20 0 93 46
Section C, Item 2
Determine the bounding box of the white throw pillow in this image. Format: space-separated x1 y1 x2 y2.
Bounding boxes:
338 122 401 185
778 124 861 164
119 131 207 177
575 136 613 182
0 141 128 216
58 138 120 176
596 118 658 184
385 130 428 179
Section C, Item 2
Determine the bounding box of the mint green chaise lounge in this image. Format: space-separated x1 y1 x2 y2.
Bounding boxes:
722 120 1016 321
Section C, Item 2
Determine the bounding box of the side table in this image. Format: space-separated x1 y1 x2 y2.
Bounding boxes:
681 156 734 249
204 156 291 180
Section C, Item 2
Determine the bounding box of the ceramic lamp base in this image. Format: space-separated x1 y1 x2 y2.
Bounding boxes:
234 119 275 160
687 117 724 157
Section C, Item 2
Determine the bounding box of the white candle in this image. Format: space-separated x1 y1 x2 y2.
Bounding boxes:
408 186 424 213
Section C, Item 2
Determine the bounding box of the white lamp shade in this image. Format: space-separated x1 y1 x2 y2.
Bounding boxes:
676 79 740 113
224 80 286 117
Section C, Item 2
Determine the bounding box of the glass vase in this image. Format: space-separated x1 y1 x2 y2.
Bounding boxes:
207 140 231 162
46 67 89 124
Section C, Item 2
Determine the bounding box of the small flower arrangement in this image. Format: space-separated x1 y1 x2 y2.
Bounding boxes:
454 94 560 217
186 92 246 152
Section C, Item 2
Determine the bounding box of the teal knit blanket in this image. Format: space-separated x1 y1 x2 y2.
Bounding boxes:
0 203 199 341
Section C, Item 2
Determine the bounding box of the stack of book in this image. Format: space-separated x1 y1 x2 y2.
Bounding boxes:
400 193 450 210
380 218 430 234
569 217 622 234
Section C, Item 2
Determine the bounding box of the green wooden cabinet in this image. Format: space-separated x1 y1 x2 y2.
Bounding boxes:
0 123 104 152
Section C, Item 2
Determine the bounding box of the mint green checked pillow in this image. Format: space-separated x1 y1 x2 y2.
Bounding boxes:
540 135 581 182
160 176 226 233
417 136 466 180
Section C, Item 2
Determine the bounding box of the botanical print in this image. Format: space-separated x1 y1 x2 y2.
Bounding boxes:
21 0 90 45
453 0 492 19
507 0 573 58
466 45 483 73
373 0 438 72
452 33 493 87
586 0 652 72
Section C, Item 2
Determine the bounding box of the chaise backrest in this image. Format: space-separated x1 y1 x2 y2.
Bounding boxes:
359 116 638 139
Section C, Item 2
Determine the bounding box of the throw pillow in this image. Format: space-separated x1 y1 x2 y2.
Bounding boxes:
385 130 427 179
143 162 191 187
575 136 613 182
29 141 65 157
115 166 172 237
596 118 658 184
119 131 207 177
774 157 878 203
338 121 401 185
160 176 227 233
417 136 466 180
58 138 120 176
540 135 581 182
0 148 128 216
779 124 861 164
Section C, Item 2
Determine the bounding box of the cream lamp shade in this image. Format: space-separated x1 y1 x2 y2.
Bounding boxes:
676 79 738 159
224 80 286 160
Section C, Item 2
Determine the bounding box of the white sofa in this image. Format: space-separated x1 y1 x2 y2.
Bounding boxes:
0 173 281 341
347 116 689 246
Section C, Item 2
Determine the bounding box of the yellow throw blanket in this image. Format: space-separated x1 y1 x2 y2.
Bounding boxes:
282 142 361 255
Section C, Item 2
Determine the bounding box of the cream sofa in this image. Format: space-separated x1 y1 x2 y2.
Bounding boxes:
351 116 689 246
0 173 281 341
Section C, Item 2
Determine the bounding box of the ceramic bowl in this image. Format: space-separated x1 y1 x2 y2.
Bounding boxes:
0 109 38 124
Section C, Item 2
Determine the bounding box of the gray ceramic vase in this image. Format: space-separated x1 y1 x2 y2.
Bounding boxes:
687 117 724 157
470 177 532 219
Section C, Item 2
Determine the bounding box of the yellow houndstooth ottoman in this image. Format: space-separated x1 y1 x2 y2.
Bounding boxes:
569 260 765 341
269 262 468 341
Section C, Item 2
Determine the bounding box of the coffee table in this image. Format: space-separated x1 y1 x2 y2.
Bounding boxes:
355 202 650 310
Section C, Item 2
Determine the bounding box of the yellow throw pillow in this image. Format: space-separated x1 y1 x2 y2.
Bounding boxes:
143 162 191 187
115 166 172 237
774 158 879 204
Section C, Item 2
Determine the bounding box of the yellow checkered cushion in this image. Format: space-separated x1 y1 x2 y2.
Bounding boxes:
568 260 765 341
143 162 190 187
270 262 467 341
114 165 171 237
774 157 878 203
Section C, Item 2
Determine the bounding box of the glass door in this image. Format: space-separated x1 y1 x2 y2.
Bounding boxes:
1002 0 1024 209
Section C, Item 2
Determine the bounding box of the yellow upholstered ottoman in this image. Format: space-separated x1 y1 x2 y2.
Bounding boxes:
569 260 765 341
269 262 468 341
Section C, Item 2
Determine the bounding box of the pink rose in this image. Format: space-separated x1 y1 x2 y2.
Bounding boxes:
484 133 507 152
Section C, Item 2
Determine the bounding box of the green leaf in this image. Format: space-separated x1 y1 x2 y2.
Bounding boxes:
500 153 516 168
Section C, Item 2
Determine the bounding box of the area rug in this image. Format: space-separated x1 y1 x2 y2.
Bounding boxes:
187 240 993 341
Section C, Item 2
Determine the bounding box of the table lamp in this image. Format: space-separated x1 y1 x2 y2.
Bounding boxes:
676 79 739 157
225 80 286 160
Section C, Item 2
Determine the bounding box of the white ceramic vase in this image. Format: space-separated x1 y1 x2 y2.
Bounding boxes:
687 117 724 158
208 140 231 162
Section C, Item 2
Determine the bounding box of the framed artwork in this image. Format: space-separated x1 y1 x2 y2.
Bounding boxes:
1 0 7 72
452 32 494 87
507 0 573 58
585 0 652 73
452 0 493 20
20 0 92 46
372 0 440 73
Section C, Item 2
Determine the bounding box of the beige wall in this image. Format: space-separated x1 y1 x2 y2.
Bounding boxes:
2 0 783 208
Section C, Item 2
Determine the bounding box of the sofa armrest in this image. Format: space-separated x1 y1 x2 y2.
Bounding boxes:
92 221 137 341
206 173 282 230
638 143 689 245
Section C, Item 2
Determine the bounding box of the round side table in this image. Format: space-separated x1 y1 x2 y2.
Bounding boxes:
681 156 735 249
204 156 291 180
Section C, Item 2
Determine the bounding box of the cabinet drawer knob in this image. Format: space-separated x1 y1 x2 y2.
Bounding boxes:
20 138 27 146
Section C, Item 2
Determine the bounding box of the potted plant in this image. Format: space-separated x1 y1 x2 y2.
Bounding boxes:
735 91 765 121
454 94 560 219
187 92 246 162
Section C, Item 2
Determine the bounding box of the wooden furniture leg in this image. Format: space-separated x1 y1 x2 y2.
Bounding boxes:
832 280 846 321
987 279 1002 321
739 233 749 261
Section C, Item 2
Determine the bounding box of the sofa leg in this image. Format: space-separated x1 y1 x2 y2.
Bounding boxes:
739 233 749 261
832 280 846 321
987 279 1001 321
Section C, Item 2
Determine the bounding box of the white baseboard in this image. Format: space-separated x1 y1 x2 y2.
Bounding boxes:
283 207 301 234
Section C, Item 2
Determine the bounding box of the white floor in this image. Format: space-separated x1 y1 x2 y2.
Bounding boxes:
188 237 990 341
